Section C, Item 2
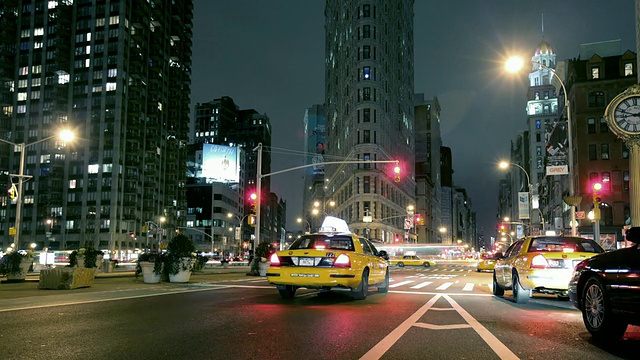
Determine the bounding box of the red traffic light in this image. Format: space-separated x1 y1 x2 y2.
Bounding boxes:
592 182 602 192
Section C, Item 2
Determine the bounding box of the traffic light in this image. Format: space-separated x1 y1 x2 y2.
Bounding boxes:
498 223 507 233
249 191 258 214
592 182 602 221
248 214 256 227
7 183 17 201
141 225 148 233
415 214 424 226
393 165 401 183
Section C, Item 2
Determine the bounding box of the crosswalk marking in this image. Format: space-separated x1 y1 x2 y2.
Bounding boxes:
462 283 474 291
389 280 414 288
435 282 453 290
410 281 433 289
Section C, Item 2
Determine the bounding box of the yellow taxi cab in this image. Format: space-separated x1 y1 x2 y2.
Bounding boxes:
388 253 436 268
476 252 498 272
493 235 605 303
266 217 389 300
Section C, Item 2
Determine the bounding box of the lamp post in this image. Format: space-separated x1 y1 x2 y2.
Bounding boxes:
499 161 537 235
228 213 251 256
0 129 74 250
297 217 311 234
506 57 577 236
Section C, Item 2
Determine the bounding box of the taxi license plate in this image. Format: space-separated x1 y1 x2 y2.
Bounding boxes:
299 257 315 266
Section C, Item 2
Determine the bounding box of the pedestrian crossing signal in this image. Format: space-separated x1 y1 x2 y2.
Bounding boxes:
7 183 17 200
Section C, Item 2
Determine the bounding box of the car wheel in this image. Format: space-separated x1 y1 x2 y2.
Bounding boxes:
492 271 504 296
352 269 369 300
423 262 431 268
278 285 297 299
397 262 404 268
582 276 628 340
378 268 389 293
512 272 529 304
476 268 481 272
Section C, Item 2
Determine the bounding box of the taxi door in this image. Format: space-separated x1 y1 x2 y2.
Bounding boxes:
358 238 385 283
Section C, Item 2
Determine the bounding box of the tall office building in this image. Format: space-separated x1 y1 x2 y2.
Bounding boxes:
0 0 193 257
301 104 326 232
324 1 416 243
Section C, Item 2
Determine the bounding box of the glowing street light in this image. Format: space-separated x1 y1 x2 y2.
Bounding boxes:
0 129 75 250
297 217 311 233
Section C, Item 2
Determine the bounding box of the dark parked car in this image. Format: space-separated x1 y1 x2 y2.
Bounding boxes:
568 227 640 340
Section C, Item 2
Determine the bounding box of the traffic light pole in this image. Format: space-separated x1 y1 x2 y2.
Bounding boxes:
252 143 399 252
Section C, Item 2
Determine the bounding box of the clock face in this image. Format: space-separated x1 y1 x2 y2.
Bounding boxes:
613 95 640 133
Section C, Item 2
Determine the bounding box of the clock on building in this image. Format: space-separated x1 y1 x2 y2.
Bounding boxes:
605 84 640 137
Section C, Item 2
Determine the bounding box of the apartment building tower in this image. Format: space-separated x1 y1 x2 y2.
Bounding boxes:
0 0 193 256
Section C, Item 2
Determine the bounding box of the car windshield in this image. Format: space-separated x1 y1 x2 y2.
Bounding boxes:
289 235 354 251
527 237 604 253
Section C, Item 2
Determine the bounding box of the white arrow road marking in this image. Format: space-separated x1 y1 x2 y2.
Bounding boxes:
389 280 414 288
360 294 519 360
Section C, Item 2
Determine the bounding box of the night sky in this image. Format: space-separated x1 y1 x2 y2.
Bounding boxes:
191 1 636 238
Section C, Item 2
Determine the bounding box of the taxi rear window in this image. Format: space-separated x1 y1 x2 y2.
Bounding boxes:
527 237 604 253
289 235 354 251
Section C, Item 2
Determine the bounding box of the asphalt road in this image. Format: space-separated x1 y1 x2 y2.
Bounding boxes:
0 262 638 360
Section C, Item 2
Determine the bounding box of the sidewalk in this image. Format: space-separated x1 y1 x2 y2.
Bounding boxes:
0 266 254 304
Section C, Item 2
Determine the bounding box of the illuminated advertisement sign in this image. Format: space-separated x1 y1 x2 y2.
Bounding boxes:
202 144 240 183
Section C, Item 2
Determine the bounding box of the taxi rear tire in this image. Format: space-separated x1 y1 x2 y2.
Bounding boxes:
278 285 297 299
352 269 369 300
377 269 389 293
492 271 504 296
512 272 529 304
423 262 431 268
397 262 405 268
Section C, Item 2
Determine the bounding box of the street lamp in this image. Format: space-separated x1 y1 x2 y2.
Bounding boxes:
297 217 311 233
158 216 166 251
0 129 74 250
506 56 577 236
228 212 251 256
499 161 534 235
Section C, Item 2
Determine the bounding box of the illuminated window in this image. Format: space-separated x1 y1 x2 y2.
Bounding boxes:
625 62 634 76
591 67 600 79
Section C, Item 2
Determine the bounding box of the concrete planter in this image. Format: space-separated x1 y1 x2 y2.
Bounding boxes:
169 257 193 283
38 267 95 290
258 261 269 277
6 257 32 281
139 261 162 284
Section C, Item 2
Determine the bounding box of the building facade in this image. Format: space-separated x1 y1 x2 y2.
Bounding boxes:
324 0 416 243
0 0 193 258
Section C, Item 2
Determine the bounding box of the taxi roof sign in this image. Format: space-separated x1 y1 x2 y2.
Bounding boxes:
318 216 351 234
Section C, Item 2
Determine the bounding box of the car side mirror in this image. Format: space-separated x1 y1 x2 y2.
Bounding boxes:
378 250 389 260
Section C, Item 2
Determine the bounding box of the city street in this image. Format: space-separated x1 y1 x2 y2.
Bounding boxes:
0 262 638 360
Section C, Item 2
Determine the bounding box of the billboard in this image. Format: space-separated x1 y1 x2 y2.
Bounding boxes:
308 125 326 175
202 144 240 183
518 192 530 220
545 119 569 175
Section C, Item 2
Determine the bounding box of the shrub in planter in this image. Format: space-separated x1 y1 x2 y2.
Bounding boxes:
68 245 103 268
0 250 35 277
164 234 196 276
135 252 164 277
250 242 275 275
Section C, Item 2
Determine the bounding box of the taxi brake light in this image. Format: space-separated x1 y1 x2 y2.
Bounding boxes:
315 245 326 250
531 254 549 269
333 253 351 268
269 253 280 266
562 247 575 253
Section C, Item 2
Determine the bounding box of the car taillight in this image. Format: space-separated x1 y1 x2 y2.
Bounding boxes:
531 254 549 269
333 253 351 268
269 253 280 266
315 245 326 250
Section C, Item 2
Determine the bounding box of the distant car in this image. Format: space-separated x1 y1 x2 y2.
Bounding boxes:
568 227 640 340
388 255 435 268
476 252 498 272
266 217 389 300
493 235 604 303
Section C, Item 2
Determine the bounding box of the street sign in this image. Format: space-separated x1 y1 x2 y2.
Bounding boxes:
576 211 585 219
404 218 413 230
